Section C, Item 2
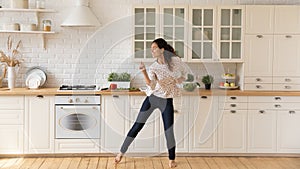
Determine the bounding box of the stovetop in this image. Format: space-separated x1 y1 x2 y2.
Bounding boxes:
58 85 98 91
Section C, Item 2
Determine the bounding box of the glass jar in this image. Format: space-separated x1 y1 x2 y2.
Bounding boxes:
42 20 51 31
36 0 44 9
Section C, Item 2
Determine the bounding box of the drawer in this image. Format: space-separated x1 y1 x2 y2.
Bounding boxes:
249 96 300 103
0 110 23 125
273 84 300 91
245 77 272 83
219 102 248 110
248 102 274 110
273 77 300 84
249 102 300 110
244 83 273 90
219 96 247 103
0 96 24 109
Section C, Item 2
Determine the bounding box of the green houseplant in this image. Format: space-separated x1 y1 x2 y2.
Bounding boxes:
107 72 131 89
202 74 214 90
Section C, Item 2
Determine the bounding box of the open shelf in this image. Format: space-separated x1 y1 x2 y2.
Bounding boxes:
0 8 55 13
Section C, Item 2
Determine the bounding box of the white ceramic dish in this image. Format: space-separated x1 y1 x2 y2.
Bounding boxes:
25 67 47 88
219 86 239 90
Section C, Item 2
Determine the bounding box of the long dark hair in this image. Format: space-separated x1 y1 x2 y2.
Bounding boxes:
152 38 177 71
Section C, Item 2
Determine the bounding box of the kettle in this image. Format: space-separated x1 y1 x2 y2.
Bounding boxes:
0 64 7 88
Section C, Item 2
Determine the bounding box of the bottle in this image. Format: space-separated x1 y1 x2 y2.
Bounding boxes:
36 0 44 9
42 20 51 31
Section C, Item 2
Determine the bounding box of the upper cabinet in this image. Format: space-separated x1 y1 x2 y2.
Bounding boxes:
188 6 216 62
274 6 300 34
245 5 274 34
217 6 244 62
133 6 159 60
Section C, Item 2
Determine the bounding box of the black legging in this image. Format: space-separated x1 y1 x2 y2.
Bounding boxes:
120 94 176 160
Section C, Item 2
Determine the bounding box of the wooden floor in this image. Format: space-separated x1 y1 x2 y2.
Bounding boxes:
0 156 300 169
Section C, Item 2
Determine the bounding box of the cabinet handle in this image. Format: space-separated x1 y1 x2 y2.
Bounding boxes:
274 97 281 100
259 110 265 114
285 35 292 38
36 95 44 99
284 86 291 89
274 104 281 108
285 78 291 82
256 85 262 89
230 110 236 113
256 78 261 82
230 104 236 107
112 95 119 98
289 110 296 114
230 96 237 100
201 96 208 99
256 35 263 38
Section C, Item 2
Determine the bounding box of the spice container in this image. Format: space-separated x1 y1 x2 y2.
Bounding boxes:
42 20 51 31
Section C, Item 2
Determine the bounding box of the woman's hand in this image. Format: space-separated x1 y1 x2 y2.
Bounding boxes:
176 77 186 84
139 62 146 72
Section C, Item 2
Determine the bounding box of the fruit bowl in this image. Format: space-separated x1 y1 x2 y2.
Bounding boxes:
221 74 235 79
219 85 239 90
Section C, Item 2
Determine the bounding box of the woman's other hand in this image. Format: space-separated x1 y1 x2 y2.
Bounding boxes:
139 62 146 72
176 77 186 84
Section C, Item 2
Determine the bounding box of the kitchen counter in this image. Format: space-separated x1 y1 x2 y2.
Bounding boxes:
1 87 300 96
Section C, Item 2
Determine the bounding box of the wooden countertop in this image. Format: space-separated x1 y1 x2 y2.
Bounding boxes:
1 87 300 96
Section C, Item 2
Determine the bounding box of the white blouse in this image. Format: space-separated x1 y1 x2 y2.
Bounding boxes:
145 56 188 98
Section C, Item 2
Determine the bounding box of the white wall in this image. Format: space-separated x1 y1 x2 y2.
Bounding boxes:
0 0 298 88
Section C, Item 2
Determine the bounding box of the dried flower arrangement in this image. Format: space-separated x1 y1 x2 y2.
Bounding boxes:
0 36 23 67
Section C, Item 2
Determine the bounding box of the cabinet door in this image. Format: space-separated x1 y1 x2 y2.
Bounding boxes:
133 6 159 61
244 34 273 76
161 6 188 61
248 109 277 153
274 6 300 34
101 95 129 153
0 96 24 109
245 5 274 34
277 110 300 153
188 6 216 62
218 6 244 61
0 125 23 154
273 35 300 76
24 96 54 153
189 95 218 152
218 110 247 152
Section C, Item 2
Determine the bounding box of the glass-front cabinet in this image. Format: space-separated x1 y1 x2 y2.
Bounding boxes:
133 6 159 60
189 6 216 62
161 6 188 61
218 6 244 62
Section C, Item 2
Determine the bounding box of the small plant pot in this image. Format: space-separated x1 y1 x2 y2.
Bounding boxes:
205 84 211 90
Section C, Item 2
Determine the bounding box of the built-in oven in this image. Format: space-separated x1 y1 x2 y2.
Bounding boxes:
55 94 101 139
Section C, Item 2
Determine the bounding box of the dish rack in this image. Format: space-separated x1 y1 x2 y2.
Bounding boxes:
219 74 239 90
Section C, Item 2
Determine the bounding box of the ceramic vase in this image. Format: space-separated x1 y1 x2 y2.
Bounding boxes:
7 66 16 89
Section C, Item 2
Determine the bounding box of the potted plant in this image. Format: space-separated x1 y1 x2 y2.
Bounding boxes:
202 74 214 90
107 72 131 89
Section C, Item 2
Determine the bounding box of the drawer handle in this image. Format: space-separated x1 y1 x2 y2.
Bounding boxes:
230 97 236 100
285 86 291 89
230 110 236 113
256 78 261 82
274 104 281 108
285 35 292 38
285 78 291 82
112 95 119 98
259 110 265 114
36 95 44 99
256 35 263 38
201 96 208 99
256 85 262 89
274 97 281 100
289 110 296 114
230 104 236 107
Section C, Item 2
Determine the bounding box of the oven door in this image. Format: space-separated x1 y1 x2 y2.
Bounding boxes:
55 105 100 139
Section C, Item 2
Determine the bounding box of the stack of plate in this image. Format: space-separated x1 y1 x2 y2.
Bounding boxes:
25 67 47 89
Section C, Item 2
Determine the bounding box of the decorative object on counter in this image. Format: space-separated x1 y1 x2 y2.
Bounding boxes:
183 74 200 92
0 64 7 87
10 0 28 9
202 74 214 90
0 36 23 89
219 72 239 90
107 72 131 89
25 66 47 89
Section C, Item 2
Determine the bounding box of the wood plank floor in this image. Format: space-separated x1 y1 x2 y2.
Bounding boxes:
0 156 299 169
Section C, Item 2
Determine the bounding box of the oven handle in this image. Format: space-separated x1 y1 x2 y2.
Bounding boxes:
58 106 99 110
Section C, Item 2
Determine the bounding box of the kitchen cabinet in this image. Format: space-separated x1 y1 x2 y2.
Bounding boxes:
217 6 244 62
188 6 216 62
274 6 300 34
189 95 218 152
24 95 54 154
248 96 277 153
101 95 129 153
0 8 56 49
0 96 24 154
218 96 247 152
133 6 159 61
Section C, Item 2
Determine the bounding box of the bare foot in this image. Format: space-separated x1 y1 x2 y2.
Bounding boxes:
114 153 123 164
169 160 177 168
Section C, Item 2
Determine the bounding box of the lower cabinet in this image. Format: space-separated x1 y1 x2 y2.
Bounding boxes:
0 96 24 154
24 95 54 154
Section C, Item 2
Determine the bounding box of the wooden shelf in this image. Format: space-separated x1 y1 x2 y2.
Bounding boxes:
0 30 55 34
0 8 55 13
